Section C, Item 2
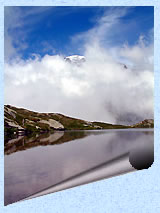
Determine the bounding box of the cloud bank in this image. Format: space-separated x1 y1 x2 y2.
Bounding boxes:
5 7 154 125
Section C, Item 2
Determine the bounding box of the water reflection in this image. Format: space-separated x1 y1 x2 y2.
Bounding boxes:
5 131 88 155
4 129 154 205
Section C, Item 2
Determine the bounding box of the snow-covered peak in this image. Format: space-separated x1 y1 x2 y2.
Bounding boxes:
64 55 86 65
64 55 128 69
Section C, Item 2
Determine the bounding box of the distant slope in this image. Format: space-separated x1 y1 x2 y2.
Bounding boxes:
92 121 128 129
4 105 153 136
131 119 154 128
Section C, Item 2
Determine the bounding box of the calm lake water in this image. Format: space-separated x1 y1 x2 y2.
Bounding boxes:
4 129 154 205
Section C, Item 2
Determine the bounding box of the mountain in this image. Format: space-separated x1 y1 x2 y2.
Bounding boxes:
64 55 86 66
131 119 154 128
119 63 128 69
4 105 128 136
4 105 154 136
64 55 128 69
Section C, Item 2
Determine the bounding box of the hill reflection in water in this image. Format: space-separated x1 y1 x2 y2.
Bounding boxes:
4 129 153 205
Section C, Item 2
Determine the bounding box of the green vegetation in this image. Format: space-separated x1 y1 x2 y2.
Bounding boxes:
4 105 154 138
4 126 17 136
92 122 130 129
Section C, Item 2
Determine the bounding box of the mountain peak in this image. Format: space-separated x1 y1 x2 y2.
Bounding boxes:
64 55 86 65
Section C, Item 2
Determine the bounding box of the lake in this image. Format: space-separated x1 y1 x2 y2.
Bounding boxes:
4 129 154 205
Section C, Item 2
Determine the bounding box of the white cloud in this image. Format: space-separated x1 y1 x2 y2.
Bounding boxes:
119 35 154 71
4 7 55 62
5 37 154 124
71 7 132 52
4 7 27 62
4 7 154 125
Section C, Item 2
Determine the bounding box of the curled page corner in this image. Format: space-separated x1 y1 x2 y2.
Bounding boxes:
23 153 136 202
129 138 154 170
5 129 154 205
22 134 154 202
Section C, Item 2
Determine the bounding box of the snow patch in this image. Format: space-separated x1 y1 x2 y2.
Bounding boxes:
65 55 86 65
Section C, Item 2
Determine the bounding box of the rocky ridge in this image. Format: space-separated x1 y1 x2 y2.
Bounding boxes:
4 105 154 136
131 119 154 128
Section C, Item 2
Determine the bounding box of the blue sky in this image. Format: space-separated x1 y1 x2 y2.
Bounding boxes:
4 6 154 124
5 6 154 61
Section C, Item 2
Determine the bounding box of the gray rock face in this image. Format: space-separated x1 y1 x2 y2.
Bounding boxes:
131 119 154 128
4 105 154 138
64 55 128 69
64 55 86 66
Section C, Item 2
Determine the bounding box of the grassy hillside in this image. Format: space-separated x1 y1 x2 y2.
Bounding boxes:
4 105 153 137
92 121 129 129
131 119 154 128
